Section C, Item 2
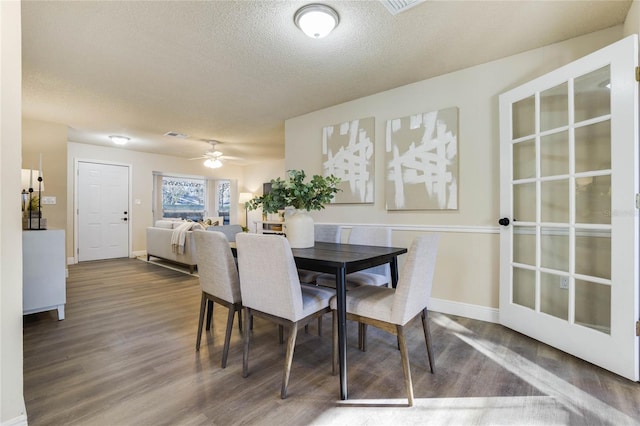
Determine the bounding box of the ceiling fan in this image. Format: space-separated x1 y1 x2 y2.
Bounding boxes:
189 140 238 168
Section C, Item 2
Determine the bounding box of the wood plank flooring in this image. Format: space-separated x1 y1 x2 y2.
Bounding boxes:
23 258 640 425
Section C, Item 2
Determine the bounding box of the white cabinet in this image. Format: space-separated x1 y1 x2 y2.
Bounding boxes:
254 220 285 235
23 229 66 320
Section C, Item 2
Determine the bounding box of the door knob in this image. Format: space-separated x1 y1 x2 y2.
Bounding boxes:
498 218 510 226
122 217 128 221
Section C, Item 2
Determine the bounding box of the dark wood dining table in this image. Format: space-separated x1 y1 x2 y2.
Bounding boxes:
290 241 408 400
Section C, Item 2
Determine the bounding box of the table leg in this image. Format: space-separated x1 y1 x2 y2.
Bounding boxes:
390 257 399 288
336 266 348 400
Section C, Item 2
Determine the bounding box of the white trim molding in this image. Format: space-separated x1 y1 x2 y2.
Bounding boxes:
324 223 500 235
1 414 28 426
429 297 500 324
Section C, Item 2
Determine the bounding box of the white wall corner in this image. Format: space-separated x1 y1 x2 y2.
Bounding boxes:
430 297 499 324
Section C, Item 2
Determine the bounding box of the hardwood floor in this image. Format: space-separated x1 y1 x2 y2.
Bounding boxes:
23 258 640 425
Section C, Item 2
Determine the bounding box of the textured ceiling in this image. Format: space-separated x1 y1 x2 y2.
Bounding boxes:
21 0 632 165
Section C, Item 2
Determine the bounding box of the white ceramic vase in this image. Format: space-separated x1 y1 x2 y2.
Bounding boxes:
284 209 314 248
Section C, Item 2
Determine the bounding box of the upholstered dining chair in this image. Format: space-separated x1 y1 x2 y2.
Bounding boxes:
193 230 242 369
330 234 440 406
316 226 392 290
236 233 334 399
298 224 342 284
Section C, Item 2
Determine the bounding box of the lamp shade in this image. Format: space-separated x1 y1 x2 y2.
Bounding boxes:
294 4 339 39
238 192 254 204
21 169 44 192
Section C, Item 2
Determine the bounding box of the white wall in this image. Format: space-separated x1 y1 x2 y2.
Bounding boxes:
22 118 67 231
240 159 285 231
624 0 640 36
285 26 624 321
67 142 247 261
0 1 27 424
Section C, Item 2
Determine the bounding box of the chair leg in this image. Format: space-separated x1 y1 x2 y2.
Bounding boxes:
221 305 236 368
195 293 207 351
421 308 435 373
242 307 251 378
206 300 214 331
279 325 284 344
359 323 368 352
396 325 414 407
281 322 298 399
238 306 243 333
305 318 323 336
332 311 338 376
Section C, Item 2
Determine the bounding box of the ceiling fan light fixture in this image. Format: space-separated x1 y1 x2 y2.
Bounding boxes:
294 4 339 39
204 158 223 169
109 135 130 145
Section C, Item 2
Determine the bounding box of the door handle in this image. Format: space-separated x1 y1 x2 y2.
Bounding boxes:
498 218 510 226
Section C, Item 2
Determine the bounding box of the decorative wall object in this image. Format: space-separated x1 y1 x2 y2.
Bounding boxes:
322 117 375 204
385 107 458 210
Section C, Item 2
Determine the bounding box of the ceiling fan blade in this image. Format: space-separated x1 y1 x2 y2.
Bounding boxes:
188 156 207 160
220 155 243 161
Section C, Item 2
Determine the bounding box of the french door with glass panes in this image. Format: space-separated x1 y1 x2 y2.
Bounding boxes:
499 35 639 380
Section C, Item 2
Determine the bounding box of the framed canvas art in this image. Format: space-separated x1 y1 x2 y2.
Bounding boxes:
322 117 375 203
385 107 458 210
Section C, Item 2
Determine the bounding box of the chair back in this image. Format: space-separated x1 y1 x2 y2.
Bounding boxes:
391 234 440 325
315 224 341 243
236 233 303 322
213 224 243 242
193 230 241 303
348 226 392 279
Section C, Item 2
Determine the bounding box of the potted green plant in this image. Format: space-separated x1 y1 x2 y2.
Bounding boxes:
246 170 341 248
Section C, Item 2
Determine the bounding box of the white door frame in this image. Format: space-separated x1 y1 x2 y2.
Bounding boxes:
73 158 133 264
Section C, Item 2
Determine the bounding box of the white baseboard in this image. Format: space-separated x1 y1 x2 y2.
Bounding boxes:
430 297 499 324
131 250 147 258
1 413 28 426
68 252 147 264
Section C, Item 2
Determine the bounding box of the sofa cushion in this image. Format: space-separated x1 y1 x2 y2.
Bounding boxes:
154 220 175 229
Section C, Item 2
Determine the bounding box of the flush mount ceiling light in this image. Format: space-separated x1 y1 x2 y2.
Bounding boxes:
294 4 339 39
109 135 130 145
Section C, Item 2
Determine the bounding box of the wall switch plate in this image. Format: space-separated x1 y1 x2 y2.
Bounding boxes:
41 196 56 205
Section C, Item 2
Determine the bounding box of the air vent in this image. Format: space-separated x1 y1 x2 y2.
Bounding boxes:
164 131 188 138
380 0 425 15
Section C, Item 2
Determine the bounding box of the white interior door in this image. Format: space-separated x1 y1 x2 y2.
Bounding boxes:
78 161 130 261
499 35 639 381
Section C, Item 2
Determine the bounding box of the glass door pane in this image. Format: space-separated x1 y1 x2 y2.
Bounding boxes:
510 59 613 327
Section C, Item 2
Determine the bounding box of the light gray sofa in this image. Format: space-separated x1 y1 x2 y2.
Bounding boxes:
146 220 243 273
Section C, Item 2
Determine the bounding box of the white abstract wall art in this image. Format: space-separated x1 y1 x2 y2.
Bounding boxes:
385 107 458 210
322 117 375 204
